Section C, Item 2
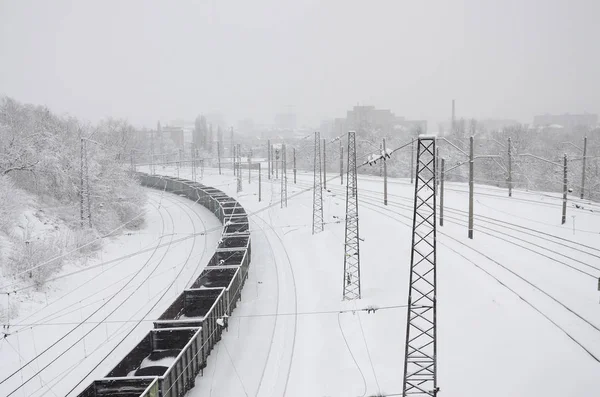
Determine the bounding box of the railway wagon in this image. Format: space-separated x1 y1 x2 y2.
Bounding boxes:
190 266 246 314
223 214 248 229
222 205 246 218
214 196 239 205
223 218 250 235
184 184 218 210
209 247 250 275
154 288 227 363
101 327 203 397
138 174 168 191
77 377 159 397
218 235 251 257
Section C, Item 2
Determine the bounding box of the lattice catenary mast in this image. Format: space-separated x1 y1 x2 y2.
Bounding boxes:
342 131 361 300
402 137 438 397
312 131 324 234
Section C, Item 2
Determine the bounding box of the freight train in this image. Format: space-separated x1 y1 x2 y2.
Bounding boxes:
77 173 251 397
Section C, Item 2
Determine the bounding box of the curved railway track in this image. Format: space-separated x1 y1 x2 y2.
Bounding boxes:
301 178 600 363
1 177 228 397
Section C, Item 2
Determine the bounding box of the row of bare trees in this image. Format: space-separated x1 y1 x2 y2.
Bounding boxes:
0 96 146 287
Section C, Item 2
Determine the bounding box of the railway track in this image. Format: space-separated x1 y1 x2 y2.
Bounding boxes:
302 178 600 363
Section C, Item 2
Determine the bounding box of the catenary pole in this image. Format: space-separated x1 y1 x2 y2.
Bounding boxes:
508 137 512 197
562 153 568 224
468 136 474 239
383 138 388 205
581 136 587 199
440 158 445 226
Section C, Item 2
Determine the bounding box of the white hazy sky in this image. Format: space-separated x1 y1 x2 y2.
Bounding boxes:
1 0 599 129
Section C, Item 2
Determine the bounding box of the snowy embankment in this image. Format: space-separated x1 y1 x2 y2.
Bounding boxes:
146 164 599 397
0 188 221 396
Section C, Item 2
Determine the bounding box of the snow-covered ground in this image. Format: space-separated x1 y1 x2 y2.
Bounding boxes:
2 161 600 397
0 188 221 397
147 164 600 397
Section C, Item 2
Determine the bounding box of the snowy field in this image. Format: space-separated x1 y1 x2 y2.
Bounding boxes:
2 162 600 397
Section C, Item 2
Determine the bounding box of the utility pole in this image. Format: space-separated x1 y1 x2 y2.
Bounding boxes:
191 144 197 182
293 147 297 184
130 150 135 173
323 138 327 190
402 136 438 397
238 144 242 179
233 145 236 176
440 158 445 226
379 142 383 177
562 153 567 225
508 137 512 197
237 154 242 193
217 141 222 175
271 144 275 179
267 140 271 180
258 163 262 202
79 136 92 229
340 139 344 185
248 153 251 184
281 144 287 208
85 142 91 229
468 136 474 239
343 130 360 300
581 136 587 199
383 138 388 205
177 148 182 178
79 137 85 228
312 131 324 234
230 127 235 174
275 146 279 180
410 138 414 184
435 147 440 195
150 129 155 175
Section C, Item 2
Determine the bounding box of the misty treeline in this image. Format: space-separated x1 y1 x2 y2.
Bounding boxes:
0 96 146 288
288 123 599 203
443 121 600 202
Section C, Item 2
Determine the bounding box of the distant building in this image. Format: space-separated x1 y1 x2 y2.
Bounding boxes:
332 105 426 137
275 113 297 130
163 126 184 147
346 106 396 132
533 113 598 131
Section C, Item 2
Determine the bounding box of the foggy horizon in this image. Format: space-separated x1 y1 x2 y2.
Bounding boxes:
1 0 599 130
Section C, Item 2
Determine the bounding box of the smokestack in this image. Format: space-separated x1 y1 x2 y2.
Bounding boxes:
451 99 455 135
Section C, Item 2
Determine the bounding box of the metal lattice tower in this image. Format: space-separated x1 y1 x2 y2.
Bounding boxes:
343 131 360 300
402 137 438 397
281 144 288 208
312 131 324 234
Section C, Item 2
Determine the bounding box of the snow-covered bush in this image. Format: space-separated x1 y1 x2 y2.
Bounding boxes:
8 231 64 288
0 175 24 234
